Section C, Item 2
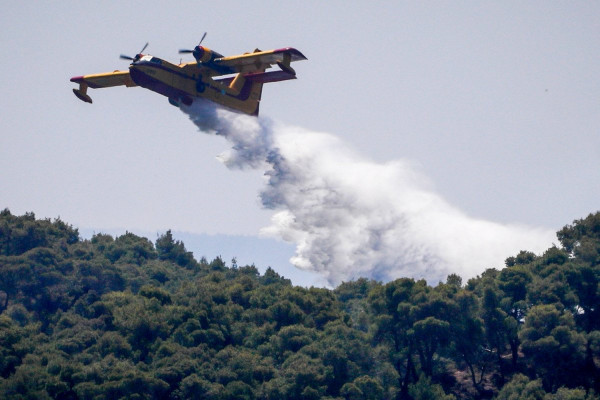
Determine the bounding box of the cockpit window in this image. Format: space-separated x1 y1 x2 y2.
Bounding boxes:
138 55 162 64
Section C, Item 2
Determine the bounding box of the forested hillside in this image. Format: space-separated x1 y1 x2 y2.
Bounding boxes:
0 208 599 399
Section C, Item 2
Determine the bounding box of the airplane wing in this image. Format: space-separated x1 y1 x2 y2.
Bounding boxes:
70 70 136 103
214 47 307 74
70 70 136 88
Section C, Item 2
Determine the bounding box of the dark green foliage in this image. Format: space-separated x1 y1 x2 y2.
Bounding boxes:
1 209 600 399
0 209 79 257
156 230 198 270
495 374 546 400
408 374 456 400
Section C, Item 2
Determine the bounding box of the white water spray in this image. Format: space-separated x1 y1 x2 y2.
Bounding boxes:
182 100 554 286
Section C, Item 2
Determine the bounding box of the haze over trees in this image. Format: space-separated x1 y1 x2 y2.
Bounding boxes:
0 208 599 399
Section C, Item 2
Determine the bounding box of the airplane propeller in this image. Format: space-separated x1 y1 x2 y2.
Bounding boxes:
120 42 149 61
178 32 207 55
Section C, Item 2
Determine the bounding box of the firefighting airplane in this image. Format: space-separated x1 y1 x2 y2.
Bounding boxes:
70 36 306 115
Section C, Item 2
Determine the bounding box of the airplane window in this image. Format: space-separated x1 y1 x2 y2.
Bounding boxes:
150 57 162 64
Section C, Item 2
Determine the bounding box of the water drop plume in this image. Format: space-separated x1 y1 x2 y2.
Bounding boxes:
182 100 554 286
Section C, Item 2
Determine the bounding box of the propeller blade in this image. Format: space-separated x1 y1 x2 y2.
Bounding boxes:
180 34 206 58
120 42 148 61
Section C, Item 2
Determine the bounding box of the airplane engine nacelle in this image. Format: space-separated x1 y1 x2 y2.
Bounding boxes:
192 46 224 64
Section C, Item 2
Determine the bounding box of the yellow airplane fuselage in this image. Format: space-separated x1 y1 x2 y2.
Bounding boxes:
129 56 263 115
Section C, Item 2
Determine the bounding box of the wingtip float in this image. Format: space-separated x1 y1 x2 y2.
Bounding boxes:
70 36 306 116
70 77 92 104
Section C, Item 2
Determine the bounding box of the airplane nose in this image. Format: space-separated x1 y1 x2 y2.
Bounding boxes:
193 46 205 61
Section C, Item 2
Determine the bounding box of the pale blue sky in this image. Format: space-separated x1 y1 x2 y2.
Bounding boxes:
2 2 598 286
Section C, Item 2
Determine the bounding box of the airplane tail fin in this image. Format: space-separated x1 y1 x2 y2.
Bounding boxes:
248 81 264 116
215 69 296 116
233 73 264 116
245 70 297 116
